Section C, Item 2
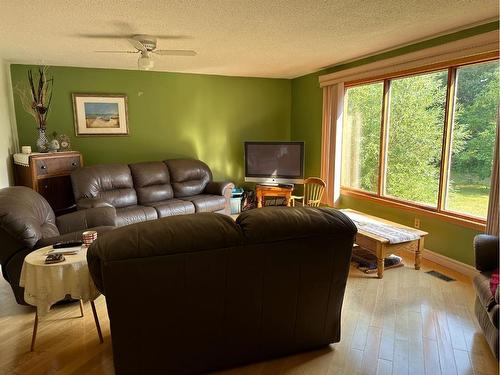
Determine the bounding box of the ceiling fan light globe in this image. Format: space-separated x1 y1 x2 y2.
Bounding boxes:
138 55 154 71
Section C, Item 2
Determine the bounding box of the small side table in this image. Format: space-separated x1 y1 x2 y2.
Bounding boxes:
19 245 103 351
255 184 294 208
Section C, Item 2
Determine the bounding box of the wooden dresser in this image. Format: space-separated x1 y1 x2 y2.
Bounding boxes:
14 151 83 215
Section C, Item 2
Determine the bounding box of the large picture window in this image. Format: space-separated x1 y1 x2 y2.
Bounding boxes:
341 58 499 222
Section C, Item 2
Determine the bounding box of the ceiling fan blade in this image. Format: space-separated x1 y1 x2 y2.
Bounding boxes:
78 32 189 40
155 35 190 40
128 39 147 52
79 33 134 39
94 50 139 54
153 49 197 56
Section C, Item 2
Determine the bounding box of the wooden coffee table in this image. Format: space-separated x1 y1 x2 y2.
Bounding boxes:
342 209 428 279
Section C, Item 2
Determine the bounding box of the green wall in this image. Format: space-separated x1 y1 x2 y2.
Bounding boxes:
11 65 291 183
290 22 499 265
291 72 323 178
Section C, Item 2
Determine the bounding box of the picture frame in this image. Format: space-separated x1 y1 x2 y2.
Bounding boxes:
72 93 129 136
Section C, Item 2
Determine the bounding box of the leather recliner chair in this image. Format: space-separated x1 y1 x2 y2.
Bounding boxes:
0 186 116 305
473 234 499 359
87 206 357 375
71 159 234 227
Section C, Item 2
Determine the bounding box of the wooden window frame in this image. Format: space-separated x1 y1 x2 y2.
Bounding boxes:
340 52 499 229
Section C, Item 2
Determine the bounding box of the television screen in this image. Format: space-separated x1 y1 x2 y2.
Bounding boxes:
244 142 304 184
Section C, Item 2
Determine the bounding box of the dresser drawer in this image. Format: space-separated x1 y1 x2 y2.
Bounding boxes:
35 155 81 176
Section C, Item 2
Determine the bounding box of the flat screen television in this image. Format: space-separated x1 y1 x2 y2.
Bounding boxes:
244 141 304 184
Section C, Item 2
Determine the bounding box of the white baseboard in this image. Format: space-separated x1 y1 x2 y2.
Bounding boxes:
404 248 479 278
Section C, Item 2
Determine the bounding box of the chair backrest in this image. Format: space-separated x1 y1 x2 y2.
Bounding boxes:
71 164 137 208
165 159 212 198
303 177 326 207
129 161 174 205
0 186 59 259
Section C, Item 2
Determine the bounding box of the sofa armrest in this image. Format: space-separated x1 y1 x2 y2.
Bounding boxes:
36 226 114 249
56 207 117 234
474 234 499 272
204 181 234 198
77 198 113 210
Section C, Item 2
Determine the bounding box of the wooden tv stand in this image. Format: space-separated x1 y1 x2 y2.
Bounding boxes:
255 184 294 208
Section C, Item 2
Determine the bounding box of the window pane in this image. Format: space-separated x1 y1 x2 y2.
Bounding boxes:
446 61 499 218
341 82 383 192
385 71 448 206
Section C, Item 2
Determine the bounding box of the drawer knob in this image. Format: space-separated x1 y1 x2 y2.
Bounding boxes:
40 165 47 170
72 162 78 166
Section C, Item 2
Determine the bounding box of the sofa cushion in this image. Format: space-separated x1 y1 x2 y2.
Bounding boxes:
236 206 357 244
146 199 195 217
165 159 212 198
130 162 174 204
71 164 137 208
88 212 242 261
180 194 226 213
116 206 158 227
474 272 497 312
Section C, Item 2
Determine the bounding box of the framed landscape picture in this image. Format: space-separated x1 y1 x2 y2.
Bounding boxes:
72 94 129 136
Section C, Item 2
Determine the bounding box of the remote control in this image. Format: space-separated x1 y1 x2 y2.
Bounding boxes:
53 241 83 249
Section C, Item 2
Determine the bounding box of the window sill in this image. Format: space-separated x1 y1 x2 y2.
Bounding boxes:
340 188 486 231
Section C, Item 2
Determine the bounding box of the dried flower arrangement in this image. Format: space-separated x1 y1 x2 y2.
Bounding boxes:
16 67 54 130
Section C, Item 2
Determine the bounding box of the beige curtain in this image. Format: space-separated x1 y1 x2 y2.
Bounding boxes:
486 114 499 236
320 84 344 207
320 86 334 206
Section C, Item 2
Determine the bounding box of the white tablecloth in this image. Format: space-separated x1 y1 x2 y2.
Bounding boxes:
19 246 100 316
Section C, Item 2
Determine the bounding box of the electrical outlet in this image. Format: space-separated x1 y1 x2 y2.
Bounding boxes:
414 218 421 229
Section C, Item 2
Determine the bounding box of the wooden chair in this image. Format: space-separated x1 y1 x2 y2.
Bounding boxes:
290 177 326 207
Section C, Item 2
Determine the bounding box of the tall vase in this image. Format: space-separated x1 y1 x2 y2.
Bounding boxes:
36 128 48 153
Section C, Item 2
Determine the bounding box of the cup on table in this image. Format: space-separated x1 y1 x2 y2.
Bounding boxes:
82 230 98 247
21 146 32 154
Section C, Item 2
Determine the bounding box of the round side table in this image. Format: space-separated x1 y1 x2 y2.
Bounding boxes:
19 245 104 351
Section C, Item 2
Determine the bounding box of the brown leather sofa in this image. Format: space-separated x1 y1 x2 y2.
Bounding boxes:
0 186 116 305
71 159 234 226
87 206 357 375
473 234 499 359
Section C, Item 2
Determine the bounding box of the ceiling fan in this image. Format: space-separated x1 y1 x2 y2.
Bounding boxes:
95 35 197 71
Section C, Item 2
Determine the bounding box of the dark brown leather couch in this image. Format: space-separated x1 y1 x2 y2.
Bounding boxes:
87 206 357 375
0 186 116 305
71 159 234 226
473 234 499 359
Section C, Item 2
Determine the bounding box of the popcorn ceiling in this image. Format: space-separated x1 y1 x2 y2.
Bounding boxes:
0 0 496 78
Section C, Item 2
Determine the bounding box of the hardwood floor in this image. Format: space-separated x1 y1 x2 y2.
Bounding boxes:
0 253 497 375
